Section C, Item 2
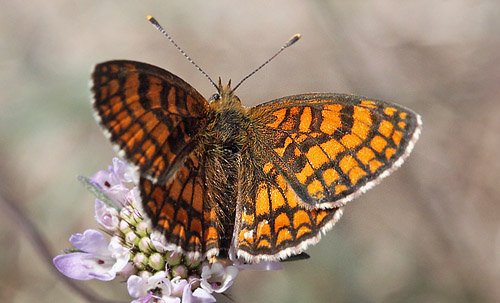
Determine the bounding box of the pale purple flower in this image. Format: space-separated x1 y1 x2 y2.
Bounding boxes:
200 263 238 294
90 158 136 206
127 271 180 303
56 157 248 302
150 230 177 253
90 171 129 206
94 199 120 230
111 157 138 183
119 261 137 279
170 277 189 298
182 278 216 303
53 229 130 281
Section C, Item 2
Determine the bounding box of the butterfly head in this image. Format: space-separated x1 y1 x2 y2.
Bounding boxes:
208 77 242 109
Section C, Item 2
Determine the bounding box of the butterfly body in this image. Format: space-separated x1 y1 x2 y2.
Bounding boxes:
92 60 421 262
186 84 250 258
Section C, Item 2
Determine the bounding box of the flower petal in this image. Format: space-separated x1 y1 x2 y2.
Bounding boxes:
69 229 108 254
90 170 116 190
108 237 131 275
127 275 148 298
150 230 177 253
183 280 216 303
170 277 189 298
112 157 138 183
53 253 94 280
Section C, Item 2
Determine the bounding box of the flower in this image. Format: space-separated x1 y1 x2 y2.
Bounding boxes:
54 157 283 302
127 271 181 303
200 263 238 294
170 277 189 298
89 158 136 207
111 157 138 183
182 278 216 303
151 230 178 253
94 199 120 230
53 229 130 281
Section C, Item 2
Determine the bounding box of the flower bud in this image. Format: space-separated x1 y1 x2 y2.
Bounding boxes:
119 220 132 234
136 221 150 238
138 237 153 254
185 257 201 269
166 252 182 266
128 208 142 225
125 231 140 246
119 206 133 221
137 270 152 280
133 253 148 270
148 253 165 271
171 265 188 279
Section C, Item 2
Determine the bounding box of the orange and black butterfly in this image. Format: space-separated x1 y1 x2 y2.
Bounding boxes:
91 17 421 263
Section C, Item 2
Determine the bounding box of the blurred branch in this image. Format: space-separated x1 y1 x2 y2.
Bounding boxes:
0 188 122 303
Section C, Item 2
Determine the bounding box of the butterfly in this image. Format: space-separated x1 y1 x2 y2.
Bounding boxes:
91 18 421 263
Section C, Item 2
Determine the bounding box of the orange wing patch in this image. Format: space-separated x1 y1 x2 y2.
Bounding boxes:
236 160 343 262
248 93 421 209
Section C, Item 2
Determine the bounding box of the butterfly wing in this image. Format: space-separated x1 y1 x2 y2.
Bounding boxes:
247 93 421 209
235 144 343 261
235 93 421 261
140 150 224 259
92 60 210 183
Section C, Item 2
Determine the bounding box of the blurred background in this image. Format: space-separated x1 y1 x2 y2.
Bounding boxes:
1 0 499 302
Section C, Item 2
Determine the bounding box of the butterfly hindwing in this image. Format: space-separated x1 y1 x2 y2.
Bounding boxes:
248 93 422 209
140 150 224 259
235 141 344 262
92 60 210 183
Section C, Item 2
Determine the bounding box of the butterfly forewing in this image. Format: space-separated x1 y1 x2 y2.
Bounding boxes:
248 93 422 209
91 60 210 183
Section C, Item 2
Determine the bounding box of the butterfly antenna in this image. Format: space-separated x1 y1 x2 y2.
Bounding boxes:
147 15 219 91
231 33 302 93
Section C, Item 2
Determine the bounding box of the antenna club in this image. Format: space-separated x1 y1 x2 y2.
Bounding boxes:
231 32 302 93
147 15 153 21
286 34 302 47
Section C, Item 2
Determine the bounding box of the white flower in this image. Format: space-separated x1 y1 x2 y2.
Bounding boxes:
182 278 216 303
127 271 180 303
200 263 238 293
150 230 178 253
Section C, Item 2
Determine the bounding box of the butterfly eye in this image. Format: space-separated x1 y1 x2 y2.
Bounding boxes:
209 93 220 102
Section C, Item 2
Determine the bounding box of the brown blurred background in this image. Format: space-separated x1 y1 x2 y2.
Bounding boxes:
1 1 499 302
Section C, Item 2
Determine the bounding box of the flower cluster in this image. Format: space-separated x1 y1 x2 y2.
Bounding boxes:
53 158 276 303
